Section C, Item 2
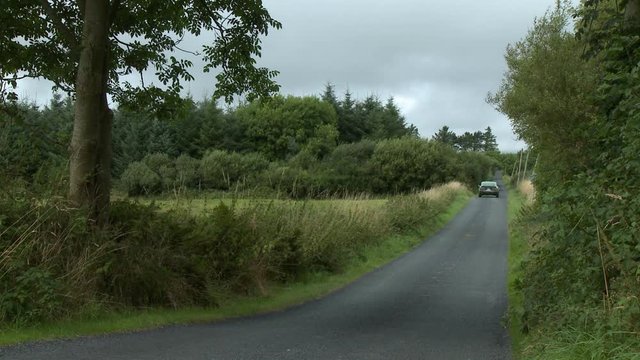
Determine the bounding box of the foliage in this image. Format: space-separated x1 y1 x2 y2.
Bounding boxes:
200 150 269 190
432 125 499 152
235 95 338 160
0 179 467 324
492 1 640 357
0 0 281 107
175 154 200 190
322 84 418 143
120 161 162 196
370 137 459 193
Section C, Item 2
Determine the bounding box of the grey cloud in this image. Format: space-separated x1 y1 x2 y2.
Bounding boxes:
18 0 568 152
252 0 561 151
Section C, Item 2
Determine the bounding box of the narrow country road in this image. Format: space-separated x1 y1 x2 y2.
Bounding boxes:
1 178 511 360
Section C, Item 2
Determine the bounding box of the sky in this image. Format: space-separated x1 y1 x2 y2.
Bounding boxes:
17 0 566 152
256 0 568 152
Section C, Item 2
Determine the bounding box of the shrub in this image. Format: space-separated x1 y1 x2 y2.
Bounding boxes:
370 138 458 193
455 151 497 187
259 165 317 198
103 202 207 307
0 195 94 324
175 154 201 190
0 266 62 324
120 161 162 195
143 153 176 191
318 140 376 194
200 150 241 190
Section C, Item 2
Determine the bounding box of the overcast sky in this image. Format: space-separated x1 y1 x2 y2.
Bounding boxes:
19 0 566 152
255 0 565 152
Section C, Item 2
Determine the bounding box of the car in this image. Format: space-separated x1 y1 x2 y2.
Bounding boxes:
478 181 500 198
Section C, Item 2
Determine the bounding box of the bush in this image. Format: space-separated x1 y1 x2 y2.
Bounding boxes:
103 202 208 307
143 153 176 191
259 165 317 198
201 150 242 190
370 138 458 193
0 195 93 324
456 151 498 187
120 161 162 196
318 140 376 194
175 154 201 190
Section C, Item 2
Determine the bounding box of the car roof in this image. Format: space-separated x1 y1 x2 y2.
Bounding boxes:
480 181 497 186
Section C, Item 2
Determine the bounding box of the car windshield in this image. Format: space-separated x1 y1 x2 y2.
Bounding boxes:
480 181 497 187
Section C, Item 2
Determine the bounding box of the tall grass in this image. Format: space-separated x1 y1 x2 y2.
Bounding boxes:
0 182 469 332
517 180 535 204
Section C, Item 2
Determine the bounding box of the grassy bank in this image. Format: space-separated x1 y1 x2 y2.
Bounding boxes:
0 184 471 346
506 184 528 358
506 182 640 359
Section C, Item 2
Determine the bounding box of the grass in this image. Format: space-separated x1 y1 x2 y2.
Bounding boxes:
136 196 388 215
505 181 640 359
0 188 471 346
506 185 527 359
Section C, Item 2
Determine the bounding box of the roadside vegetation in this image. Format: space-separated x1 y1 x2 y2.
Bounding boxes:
496 1 640 358
0 181 471 345
0 80 500 344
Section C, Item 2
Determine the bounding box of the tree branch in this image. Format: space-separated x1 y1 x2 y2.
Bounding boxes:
174 35 201 56
197 0 226 35
40 0 79 50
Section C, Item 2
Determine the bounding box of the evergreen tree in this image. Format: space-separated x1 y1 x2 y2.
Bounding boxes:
482 126 499 152
432 126 458 146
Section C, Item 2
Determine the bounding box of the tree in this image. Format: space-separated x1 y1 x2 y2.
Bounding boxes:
432 126 457 146
236 95 338 160
0 1 281 225
336 90 365 143
454 131 483 151
321 83 339 107
488 3 598 189
482 126 498 152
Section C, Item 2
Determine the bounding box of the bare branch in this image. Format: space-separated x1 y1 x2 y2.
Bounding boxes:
175 41 201 57
113 36 133 49
2 74 36 81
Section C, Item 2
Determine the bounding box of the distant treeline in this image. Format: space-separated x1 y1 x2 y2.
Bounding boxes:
0 85 508 197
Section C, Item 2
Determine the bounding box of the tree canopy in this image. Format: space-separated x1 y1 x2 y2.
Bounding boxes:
0 0 281 223
0 0 281 106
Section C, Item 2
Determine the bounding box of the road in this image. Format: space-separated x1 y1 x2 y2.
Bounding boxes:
1 182 511 360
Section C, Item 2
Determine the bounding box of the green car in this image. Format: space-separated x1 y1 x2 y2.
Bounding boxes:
478 181 500 198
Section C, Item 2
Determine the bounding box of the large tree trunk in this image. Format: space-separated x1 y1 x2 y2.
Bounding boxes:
69 0 112 226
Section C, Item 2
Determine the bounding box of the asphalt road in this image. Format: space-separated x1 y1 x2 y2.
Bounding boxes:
1 181 511 360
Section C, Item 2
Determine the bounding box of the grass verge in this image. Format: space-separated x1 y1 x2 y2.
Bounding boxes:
0 191 471 346
506 186 527 359
505 183 640 359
